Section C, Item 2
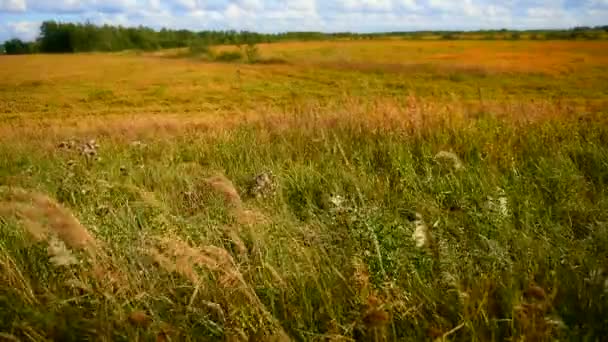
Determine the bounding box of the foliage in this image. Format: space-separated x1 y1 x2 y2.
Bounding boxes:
3 39 37 55
244 43 260 63
214 50 243 62
3 22 608 55
187 39 211 57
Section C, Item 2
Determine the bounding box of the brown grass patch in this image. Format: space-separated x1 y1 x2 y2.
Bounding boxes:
316 61 493 76
0 250 38 305
0 187 133 295
146 234 288 338
204 173 243 208
0 187 98 252
203 173 268 226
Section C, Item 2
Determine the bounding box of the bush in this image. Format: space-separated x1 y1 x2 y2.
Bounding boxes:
3 39 35 55
254 57 289 65
245 43 259 63
188 39 210 56
214 50 243 62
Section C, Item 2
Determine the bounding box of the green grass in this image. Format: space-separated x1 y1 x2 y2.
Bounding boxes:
1 108 607 341
1 40 608 340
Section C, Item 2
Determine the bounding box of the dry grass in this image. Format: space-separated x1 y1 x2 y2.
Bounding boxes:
204 173 243 208
0 250 37 305
1 40 606 132
0 93 600 147
0 187 98 252
0 39 607 340
146 234 288 338
257 40 608 74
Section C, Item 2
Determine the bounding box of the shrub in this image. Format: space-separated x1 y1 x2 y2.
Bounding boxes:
3 39 35 55
188 39 210 56
245 43 260 63
215 50 243 62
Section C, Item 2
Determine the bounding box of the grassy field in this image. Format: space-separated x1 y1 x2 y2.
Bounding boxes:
1 40 607 341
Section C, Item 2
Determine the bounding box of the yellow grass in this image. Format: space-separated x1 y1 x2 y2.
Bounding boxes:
1 40 608 340
1 40 606 138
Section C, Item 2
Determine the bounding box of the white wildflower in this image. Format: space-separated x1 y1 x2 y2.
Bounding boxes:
79 139 100 158
329 194 345 208
87 139 99 149
48 237 79 267
250 171 276 199
130 140 147 148
487 188 509 218
545 316 566 330
498 197 509 217
412 213 431 248
435 151 464 171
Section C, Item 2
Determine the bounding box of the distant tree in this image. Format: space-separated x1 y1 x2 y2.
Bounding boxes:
3 39 33 54
39 21 73 52
188 39 210 56
5 22 608 55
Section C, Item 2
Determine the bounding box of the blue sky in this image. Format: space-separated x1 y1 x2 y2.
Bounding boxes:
1 0 607 42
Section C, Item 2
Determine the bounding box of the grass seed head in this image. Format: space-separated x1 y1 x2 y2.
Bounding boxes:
205 173 242 208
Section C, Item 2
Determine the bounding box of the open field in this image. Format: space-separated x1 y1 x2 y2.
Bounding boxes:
1 40 608 341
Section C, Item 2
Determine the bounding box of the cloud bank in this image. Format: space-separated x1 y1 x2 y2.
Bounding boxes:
1 0 606 41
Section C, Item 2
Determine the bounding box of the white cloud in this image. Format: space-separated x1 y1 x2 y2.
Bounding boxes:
4 21 39 40
0 0 26 12
343 0 393 11
173 0 198 10
0 0 606 42
396 0 419 10
236 0 263 11
93 0 138 13
428 0 483 16
27 0 87 13
588 0 608 7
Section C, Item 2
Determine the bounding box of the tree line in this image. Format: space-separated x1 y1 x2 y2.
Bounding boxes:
2 21 608 55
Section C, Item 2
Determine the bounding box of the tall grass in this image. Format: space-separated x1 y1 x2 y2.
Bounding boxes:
0 98 607 340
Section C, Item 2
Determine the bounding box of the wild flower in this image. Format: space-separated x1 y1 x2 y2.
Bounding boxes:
435 151 464 170
412 213 431 248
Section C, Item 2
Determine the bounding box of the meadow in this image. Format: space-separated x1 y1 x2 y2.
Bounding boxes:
0 40 607 341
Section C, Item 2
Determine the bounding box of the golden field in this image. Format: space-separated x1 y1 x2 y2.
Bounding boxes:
0 40 607 341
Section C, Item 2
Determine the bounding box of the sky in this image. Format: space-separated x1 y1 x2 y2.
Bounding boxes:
0 0 607 42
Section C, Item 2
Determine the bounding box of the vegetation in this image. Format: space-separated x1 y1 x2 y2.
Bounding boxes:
187 39 211 58
2 38 37 55
0 39 607 341
2 21 608 55
214 50 244 63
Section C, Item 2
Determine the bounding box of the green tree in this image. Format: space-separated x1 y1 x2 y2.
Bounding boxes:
39 21 74 52
3 39 33 54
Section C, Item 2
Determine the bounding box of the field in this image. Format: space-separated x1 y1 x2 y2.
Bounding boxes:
1 40 607 341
